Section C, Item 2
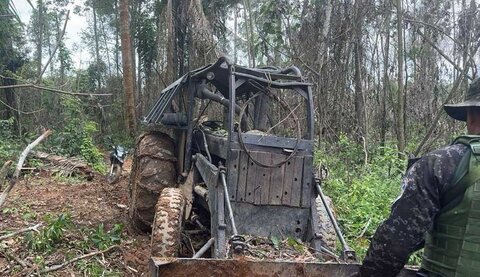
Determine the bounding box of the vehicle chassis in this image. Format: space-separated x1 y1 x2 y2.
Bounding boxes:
142 57 367 276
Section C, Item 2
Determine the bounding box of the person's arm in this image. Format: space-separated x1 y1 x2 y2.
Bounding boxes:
359 156 442 276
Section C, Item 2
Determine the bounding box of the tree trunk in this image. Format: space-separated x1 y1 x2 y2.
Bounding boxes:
93 5 102 89
36 0 44 77
315 0 332 143
99 16 112 77
243 0 255 67
175 0 186 76
134 1 142 117
380 4 392 148
233 4 238 64
353 0 367 146
130 0 138 103
166 0 176 82
57 14 65 84
395 0 406 154
114 0 121 77
4 78 19 134
119 0 137 137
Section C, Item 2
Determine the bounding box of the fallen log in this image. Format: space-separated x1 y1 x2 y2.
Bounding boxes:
31 151 94 180
0 223 42 241
0 130 52 208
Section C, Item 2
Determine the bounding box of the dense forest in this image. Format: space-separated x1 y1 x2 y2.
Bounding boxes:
1 0 480 273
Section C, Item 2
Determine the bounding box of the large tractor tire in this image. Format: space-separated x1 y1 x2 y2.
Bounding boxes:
151 188 185 257
129 132 177 232
315 195 337 251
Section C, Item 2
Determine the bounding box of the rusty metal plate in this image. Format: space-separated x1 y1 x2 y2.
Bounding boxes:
150 258 417 277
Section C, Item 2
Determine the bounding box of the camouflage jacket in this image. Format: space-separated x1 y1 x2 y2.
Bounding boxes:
359 143 470 277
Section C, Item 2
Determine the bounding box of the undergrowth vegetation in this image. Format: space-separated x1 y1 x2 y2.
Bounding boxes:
0 96 115 174
0 118 23 166
18 213 123 274
43 96 106 173
316 134 407 260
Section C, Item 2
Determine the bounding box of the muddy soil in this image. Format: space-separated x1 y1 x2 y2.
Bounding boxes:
0 158 152 276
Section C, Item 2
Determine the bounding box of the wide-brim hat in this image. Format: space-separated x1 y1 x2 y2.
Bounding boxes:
444 78 480 121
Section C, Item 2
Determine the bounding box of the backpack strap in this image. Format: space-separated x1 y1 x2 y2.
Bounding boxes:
440 136 480 212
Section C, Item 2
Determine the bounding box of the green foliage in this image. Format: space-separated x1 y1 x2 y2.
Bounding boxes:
73 223 123 253
79 121 106 173
27 158 43 168
202 0 238 44
0 118 21 165
75 259 122 276
251 0 303 65
75 69 96 93
270 235 280 249
409 250 424 265
2 203 37 221
86 61 107 90
33 255 46 270
57 42 73 73
286 236 304 252
316 135 405 260
44 96 106 173
22 210 38 221
23 217 123 273
0 117 15 139
134 6 157 74
0 0 26 72
1 207 19 215
88 223 123 250
26 213 72 253
106 133 134 150
53 174 84 184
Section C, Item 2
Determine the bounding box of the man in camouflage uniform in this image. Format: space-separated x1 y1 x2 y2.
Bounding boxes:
359 78 480 276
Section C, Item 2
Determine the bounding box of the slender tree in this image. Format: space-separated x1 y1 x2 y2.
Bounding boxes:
36 0 44 77
119 0 136 137
396 0 406 154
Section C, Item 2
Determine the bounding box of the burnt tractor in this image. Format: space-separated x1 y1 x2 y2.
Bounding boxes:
128 58 414 276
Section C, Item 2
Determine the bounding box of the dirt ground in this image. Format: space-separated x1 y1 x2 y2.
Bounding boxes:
0 158 153 276
0 153 341 276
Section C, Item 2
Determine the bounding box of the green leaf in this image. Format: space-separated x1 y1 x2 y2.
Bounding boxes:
270 235 280 249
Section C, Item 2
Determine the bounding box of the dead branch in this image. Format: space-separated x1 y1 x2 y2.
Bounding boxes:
413 66 468 156
0 249 33 268
37 10 70 83
414 40 480 156
0 130 52 208
40 245 120 274
416 29 472 81
404 18 462 47
0 83 111 96
14 131 52 179
0 223 42 241
0 160 12 190
0 97 44 114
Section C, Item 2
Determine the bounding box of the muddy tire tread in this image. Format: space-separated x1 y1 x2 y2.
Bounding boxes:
316 195 337 251
151 188 185 257
129 132 177 231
